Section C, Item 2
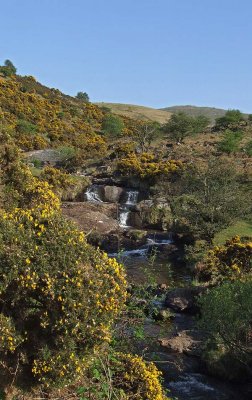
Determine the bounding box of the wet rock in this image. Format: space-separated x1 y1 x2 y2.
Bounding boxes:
159 330 201 354
154 309 175 321
127 211 142 228
102 185 123 203
165 286 207 314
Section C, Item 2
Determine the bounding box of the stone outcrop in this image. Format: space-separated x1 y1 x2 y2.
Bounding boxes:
62 202 119 234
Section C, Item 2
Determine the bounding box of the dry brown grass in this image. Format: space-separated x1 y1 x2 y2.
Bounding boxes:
95 102 172 124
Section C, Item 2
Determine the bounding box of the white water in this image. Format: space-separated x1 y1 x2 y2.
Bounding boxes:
85 185 103 202
169 374 216 396
125 190 139 205
109 247 149 259
118 189 139 227
119 208 130 227
108 234 173 259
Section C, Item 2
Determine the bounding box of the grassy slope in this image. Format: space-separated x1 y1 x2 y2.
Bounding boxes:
95 102 172 124
160 105 228 124
214 220 252 245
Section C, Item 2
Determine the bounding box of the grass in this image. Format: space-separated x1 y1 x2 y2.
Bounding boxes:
95 102 172 124
214 219 252 245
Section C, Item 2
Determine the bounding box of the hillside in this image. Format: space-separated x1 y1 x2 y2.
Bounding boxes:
160 105 228 124
95 102 172 124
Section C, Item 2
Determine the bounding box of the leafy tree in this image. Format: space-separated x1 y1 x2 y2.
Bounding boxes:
198 279 252 377
166 159 251 243
4 59 17 74
76 91 90 102
215 109 245 131
218 129 243 154
0 59 17 77
193 115 210 134
163 112 209 143
101 113 124 137
133 121 160 152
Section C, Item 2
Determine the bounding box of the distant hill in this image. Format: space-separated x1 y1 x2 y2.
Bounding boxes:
160 105 228 124
95 102 172 124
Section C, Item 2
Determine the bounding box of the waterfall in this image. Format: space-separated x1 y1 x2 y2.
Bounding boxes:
85 185 103 202
119 208 130 227
125 190 139 205
118 189 139 228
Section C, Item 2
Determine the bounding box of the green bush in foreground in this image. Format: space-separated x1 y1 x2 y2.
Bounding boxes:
198 279 252 379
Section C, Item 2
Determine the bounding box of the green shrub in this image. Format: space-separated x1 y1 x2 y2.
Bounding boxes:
217 129 243 154
198 279 252 379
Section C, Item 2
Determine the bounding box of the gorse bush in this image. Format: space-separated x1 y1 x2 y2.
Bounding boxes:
0 204 127 387
117 152 183 179
75 352 169 400
0 77 104 151
114 353 168 400
197 236 252 283
40 166 90 201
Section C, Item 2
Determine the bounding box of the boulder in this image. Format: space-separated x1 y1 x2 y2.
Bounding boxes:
165 286 207 314
62 202 119 234
159 330 201 355
102 185 123 203
154 309 175 321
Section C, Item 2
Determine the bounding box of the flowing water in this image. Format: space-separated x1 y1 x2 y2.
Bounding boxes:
85 184 251 400
85 185 103 202
119 189 139 227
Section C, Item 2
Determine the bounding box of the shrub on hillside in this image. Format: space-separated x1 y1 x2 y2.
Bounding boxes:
117 152 183 179
198 279 252 380
0 204 127 388
75 352 169 400
196 236 252 283
40 166 89 200
217 129 243 154
215 109 245 131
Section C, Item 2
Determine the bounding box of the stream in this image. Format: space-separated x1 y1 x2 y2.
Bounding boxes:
85 185 251 400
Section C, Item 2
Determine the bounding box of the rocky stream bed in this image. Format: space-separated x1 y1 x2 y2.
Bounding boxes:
62 182 251 400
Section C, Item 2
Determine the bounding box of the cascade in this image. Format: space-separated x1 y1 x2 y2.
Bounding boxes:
85 185 103 202
118 189 139 228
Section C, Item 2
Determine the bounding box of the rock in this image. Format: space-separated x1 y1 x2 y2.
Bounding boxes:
62 202 119 234
25 149 63 166
125 229 148 241
165 286 207 314
159 330 201 354
102 185 123 203
154 309 175 321
127 211 142 228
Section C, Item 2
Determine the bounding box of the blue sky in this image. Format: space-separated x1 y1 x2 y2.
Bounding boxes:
1 0 252 111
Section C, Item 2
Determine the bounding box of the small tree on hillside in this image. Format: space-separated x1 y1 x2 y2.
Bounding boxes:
163 112 209 143
0 59 17 77
101 113 124 137
215 109 245 131
165 159 251 243
133 121 160 152
76 91 90 102
218 129 243 154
